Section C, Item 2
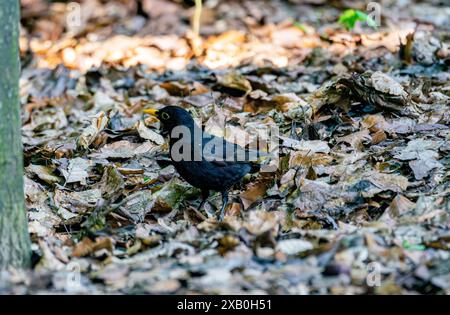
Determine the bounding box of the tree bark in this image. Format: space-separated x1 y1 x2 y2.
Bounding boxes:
0 0 31 269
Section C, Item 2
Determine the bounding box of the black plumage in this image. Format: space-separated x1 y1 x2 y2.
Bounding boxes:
144 106 262 220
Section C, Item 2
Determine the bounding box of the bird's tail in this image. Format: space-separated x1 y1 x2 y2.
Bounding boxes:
156 158 173 168
250 161 262 173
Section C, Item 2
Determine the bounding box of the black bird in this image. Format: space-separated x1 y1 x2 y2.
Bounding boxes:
144 106 263 220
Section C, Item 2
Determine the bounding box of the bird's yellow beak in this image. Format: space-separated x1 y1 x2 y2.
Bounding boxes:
143 108 159 117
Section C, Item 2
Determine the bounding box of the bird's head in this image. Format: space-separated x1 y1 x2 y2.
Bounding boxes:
143 106 195 135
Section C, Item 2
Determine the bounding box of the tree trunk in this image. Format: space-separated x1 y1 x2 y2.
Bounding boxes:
0 0 31 269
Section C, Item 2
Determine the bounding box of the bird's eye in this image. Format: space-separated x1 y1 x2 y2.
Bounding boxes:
161 112 170 120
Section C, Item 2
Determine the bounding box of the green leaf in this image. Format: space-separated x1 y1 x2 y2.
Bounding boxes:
402 240 426 251
338 9 357 30
293 22 308 33
338 9 377 30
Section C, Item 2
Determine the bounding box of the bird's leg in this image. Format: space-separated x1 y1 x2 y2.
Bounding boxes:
218 190 229 221
197 189 210 211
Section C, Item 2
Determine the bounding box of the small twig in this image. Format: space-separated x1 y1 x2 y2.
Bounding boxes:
188 206 207 221
193 0 202 37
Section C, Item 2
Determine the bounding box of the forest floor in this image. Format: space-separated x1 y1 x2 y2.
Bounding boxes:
1 0 449 294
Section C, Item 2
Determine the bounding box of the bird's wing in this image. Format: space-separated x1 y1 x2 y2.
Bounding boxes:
166 129 269 170
202 133 267 166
